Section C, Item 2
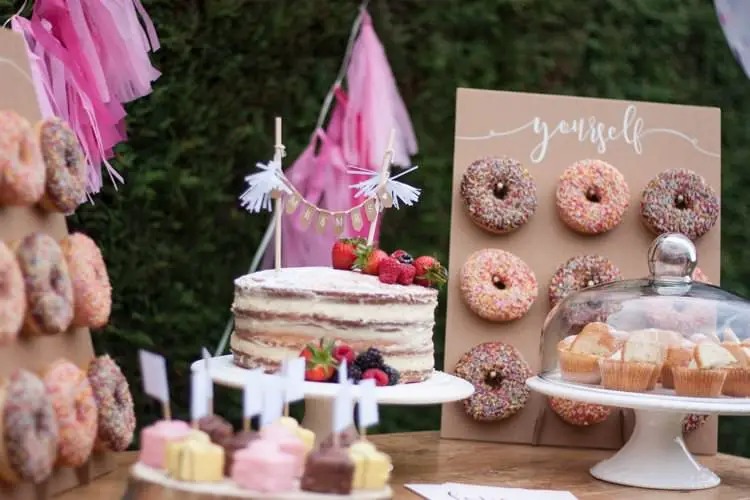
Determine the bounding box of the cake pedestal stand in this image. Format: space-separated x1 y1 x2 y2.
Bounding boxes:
527 373 750 491
192 355 475 441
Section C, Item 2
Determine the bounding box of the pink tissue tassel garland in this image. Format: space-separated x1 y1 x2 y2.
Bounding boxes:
261 11 418 268
10 0 160 195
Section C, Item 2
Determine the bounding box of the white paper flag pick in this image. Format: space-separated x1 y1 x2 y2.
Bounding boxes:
190 369 209 422
201 347 213 400
138 350 169 403
283 357 306 403
338 359 348 384
260 376 283 428
357 378 379 429
243 368 264 419
333 381 353 433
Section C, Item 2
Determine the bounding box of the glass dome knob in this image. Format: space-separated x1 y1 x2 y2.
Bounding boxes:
647 233 697 281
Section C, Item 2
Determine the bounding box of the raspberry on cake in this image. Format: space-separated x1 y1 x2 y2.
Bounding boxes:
230 267 437 383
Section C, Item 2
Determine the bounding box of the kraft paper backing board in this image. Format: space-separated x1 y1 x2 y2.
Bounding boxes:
0 29 115 498
440 88 721 455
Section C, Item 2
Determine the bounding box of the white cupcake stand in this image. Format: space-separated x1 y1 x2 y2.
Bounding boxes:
191 355 475 442
527 372 750 491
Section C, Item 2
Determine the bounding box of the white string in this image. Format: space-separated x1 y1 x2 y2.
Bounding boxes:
0 56 34 86
2 0 27 28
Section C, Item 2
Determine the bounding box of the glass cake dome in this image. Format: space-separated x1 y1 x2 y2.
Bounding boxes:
540 233 750 397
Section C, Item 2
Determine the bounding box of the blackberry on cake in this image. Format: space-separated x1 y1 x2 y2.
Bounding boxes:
347 364 363 383
355 347 385 370
382 365 400 385
391 249 414 264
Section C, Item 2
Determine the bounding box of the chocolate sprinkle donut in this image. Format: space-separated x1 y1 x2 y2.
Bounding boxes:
549 255 622 308
549 397 612 427
454 342 532 422
556 159 630 235
460 156 537 234
640 169 719 240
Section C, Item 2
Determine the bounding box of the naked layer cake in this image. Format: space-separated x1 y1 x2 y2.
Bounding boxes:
230 267 437 383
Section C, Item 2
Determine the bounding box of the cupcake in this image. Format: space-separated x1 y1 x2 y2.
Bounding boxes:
599 337 663 393
720 329 750 397
629 329 680 389
558 322 617 384
661 339 694 389
673 342 737 397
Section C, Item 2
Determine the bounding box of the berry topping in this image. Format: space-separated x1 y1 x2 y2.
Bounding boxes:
348 364 363 383
377 257 401 284
413 255 448 288
355 348 385 371
331 238 365 270
361 368 389 387
382 365 400 386
397 264 416 285
332 342 356 365
391 250 413 264
354 245 389 275
300 339 337 382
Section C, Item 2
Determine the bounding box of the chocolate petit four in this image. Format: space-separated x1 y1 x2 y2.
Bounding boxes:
300 447 354 495
198 414 234 444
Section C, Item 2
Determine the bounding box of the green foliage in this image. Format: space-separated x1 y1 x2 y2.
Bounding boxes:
3 0 750 454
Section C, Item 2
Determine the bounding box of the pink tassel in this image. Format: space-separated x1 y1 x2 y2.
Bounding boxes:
82 0 161 103
344 12 418 170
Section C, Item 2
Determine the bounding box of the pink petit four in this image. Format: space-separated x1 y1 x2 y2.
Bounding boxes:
231 439 296 493
260 423 307 477
138 420 192 469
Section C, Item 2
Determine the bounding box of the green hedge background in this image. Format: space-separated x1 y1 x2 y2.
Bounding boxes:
3 0 750 455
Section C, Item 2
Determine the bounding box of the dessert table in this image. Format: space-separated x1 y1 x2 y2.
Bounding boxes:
57 432 750 500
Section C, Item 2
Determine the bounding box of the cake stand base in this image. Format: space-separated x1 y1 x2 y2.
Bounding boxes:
590 409 719 490
301 398 354 442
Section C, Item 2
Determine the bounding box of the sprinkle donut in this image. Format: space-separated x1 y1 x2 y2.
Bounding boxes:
683 414 709 435
548 397 612 426
61 233 112 329
43 360 97 468
0 111 45 206
87 356 135 452
692 267 709 283
460 157 537 234
0 369 58 484
15 232 74 335
36 117 86 214
460 249 537 322
640 169 719 240
556 159 630 235
454 342 532 421
0 242 25 344
549 255 622 308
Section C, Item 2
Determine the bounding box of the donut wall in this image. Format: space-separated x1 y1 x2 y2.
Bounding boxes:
440 88 721 454
0 29 120 499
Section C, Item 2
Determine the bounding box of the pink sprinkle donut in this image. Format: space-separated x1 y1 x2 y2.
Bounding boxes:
549 397 612 427
640 169 719 240
460 249 537 322
0 111 45 206
548 255 622 308
87 355 135 452
0 241 25 344
43 360 97 468
1 369 58 484
36 117 86 214
60 233 112 329
683 414 709 435
556 159 630 235
460 157 538 234
15 232 74 335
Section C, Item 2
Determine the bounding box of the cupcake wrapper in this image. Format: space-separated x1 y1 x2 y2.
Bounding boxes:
646 363 663 391
559 350 601 384
673 367 727 397
599 360 657 393
723 368 750 397
661 365 676 389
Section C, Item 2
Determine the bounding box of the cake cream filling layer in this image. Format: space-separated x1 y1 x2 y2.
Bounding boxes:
232 295 435 323
230 334 434 373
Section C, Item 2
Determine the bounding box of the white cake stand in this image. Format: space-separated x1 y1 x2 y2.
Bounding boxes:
192 355 475 441
527 372 750 491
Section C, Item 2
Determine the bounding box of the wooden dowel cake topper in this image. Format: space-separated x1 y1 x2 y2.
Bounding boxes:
239 122 421 242
138 350 172 420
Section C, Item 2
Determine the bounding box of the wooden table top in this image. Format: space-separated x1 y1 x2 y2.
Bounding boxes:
57 431 750 499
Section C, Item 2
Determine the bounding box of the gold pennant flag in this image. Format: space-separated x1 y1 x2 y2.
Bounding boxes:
299 204 315 230
380 190 393 209
316 212 329 234
364 199 377 222
350 207 364 231
286 195 301 214
333 213 346 234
